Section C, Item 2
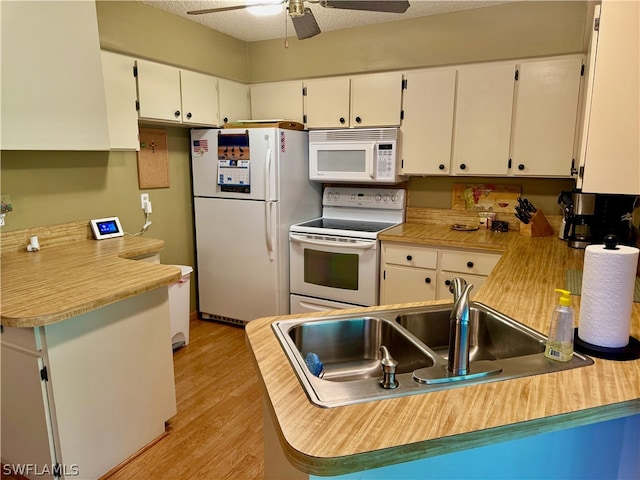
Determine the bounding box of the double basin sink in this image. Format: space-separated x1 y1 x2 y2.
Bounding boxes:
272 303 593 408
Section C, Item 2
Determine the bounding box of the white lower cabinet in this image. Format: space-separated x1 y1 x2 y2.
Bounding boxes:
1 343 58 480
380 242 501 305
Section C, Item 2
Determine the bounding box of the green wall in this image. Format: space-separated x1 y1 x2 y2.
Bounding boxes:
248 1 590 82
0 0 592 313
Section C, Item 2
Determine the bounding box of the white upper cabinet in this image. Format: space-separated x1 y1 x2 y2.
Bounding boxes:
350 72 403 128
136 60 183 123
218 79 250 124
101 51 140 151
452 63 516 176
250 81 304 123
510 56 583 177
304 77 351 128
579 1 640 195
135 60 221 126
304 72 403 128
180 70 220 126
0 1 110 150
400 68 456 175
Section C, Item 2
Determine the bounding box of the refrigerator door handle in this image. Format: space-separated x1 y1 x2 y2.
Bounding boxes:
265 201 275 261
265 145 272 201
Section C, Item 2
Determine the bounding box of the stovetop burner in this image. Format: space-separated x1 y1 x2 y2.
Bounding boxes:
295 218 397 234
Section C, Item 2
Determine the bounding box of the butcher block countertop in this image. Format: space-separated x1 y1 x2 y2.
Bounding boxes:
245 222 640 476
1 221 181 328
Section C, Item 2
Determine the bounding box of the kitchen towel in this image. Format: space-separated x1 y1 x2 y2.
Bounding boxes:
578 244 639 348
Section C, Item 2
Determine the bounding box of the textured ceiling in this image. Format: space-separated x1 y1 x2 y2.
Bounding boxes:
139 0 511 42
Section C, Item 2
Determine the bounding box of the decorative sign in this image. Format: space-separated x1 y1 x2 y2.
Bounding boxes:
452 184 521 212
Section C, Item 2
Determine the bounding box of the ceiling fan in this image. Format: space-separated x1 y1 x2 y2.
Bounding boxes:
187 0 411 40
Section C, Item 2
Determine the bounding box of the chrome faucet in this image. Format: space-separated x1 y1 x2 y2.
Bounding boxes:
379 345 398 389
448 278 474 376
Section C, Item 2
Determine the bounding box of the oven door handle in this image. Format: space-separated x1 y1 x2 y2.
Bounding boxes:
289 234 376 250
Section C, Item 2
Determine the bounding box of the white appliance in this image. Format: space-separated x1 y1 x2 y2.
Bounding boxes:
191 127 321 324
308 128 405 184
290 187 405 313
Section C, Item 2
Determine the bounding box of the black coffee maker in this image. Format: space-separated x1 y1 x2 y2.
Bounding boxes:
559 190 636 248
559 190 596 249
592 194 636 246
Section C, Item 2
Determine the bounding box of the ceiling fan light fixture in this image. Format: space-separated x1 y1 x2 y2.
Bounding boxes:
288 0 306 17
246 0 284 17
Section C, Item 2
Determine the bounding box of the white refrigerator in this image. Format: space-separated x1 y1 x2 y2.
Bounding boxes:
191 127 321 323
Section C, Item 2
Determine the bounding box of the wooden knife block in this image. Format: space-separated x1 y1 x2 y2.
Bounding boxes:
520 210 554 237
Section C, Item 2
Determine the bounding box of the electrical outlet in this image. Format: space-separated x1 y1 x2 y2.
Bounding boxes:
140 193 150 209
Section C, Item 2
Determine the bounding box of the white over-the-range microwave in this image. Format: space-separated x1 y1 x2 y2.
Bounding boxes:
308 128 406 184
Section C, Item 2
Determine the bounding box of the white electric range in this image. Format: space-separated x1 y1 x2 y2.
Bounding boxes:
289 187 406 313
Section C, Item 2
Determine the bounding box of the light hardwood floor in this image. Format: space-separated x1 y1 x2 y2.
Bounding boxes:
107 319 265 480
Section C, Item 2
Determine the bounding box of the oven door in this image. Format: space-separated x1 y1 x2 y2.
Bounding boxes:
289 233 379 306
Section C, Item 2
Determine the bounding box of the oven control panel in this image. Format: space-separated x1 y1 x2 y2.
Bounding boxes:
323 187 405 210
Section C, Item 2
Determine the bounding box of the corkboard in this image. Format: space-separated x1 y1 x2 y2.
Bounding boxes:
137 128 170 188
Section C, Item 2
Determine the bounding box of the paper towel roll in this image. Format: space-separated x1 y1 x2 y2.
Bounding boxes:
578 243 639 348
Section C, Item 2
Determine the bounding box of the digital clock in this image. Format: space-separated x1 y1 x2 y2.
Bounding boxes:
90 217 124 240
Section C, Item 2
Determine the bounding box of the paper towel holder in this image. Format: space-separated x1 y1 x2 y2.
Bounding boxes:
603 234 619 250
574 330 640 361
575 234 640 360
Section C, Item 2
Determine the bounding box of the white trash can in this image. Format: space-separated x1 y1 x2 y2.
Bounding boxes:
168 265 193 349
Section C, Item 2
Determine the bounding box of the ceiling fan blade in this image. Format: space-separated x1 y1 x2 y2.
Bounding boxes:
320 0 410 14
187 1 286 15
187 5 248 15
291 9 321 40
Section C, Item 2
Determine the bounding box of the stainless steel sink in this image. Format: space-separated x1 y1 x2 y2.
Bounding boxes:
286 316 435 382
397 305 545 361
272 302 593 408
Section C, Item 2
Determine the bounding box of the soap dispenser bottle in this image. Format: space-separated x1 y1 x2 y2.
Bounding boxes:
545 289 575 362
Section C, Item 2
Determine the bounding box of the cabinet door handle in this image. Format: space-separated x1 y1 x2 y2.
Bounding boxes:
424 277 431 284
223 117 229 123
339 117 346 124
355 116 362 124
518 164 525 171
445 280 451 286
406 255 412 261
439 164 446 170
186 112 192 119
467 261 474 268
459 163 467 170
175 110 181 117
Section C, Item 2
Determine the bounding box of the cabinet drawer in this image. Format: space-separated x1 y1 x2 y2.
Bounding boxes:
437 272 489 301
1 326 41 351
382 265 437 304
384 244 438 269
439 250 500 276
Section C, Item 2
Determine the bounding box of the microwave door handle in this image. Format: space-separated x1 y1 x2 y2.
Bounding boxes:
369 144 376 179
289 234 376 250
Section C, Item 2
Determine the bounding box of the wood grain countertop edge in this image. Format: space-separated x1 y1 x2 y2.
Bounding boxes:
1 231 181 328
